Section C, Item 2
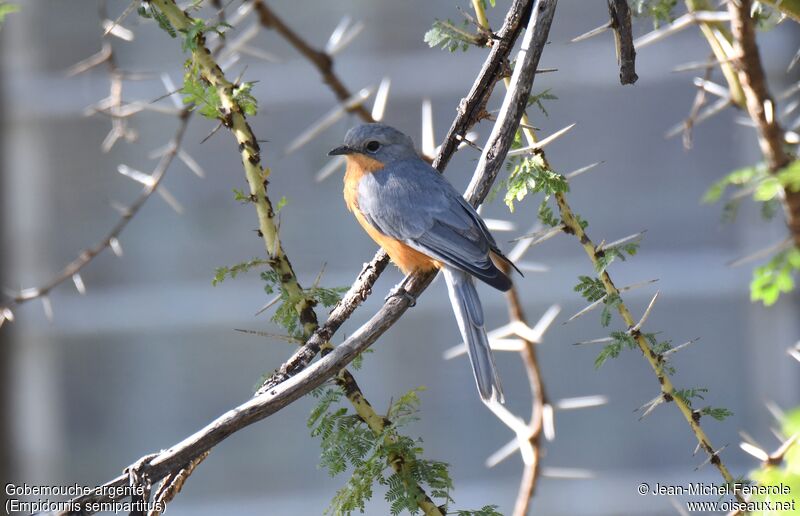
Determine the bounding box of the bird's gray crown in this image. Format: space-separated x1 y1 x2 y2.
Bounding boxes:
341 123 419 163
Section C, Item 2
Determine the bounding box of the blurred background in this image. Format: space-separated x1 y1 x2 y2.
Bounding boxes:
1 1 799 514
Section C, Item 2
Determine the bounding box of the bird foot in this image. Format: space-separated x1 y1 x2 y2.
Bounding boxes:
385 284 416 307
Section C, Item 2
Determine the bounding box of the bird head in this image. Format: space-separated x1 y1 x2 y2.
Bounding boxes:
328 123 419 166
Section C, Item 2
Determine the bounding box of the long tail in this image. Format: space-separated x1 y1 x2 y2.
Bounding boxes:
443 267 504 404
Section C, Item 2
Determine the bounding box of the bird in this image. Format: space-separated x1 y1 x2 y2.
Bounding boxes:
328 123 520 404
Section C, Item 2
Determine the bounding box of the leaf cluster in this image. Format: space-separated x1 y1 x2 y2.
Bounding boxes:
308 387 457 515
630 0 677 27
424 19 484 52
212 258 270 286
751 248 800 306
502 153 568 213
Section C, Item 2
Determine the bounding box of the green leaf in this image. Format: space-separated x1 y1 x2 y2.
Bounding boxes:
527 89 558 118
574 275 606 302
630 0 677 28
503 156 568 211
699 406 733 421
212 258 270 286
424 19 482 52
754 177 781 201
751 248 800 306
703 165 762 204
673 387 708 409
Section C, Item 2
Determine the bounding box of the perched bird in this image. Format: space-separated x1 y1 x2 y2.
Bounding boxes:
329 123 519 403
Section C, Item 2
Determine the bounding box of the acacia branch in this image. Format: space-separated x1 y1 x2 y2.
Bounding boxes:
469 3 548 513
728 0 800 248
0 109 190 323
47 1 556 513
252 0 374 122
607 0 637 85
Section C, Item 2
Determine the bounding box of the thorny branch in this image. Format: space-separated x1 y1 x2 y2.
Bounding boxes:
469 3 548 513
252 0 375 122
0 109 190 325
46 0 556 513
728 0 800 248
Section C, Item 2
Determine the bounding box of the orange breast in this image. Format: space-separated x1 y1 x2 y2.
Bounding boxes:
343 155 440 275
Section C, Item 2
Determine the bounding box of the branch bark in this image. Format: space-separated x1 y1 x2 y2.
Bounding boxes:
728 0 800 248
46 1 557 513
607 0 638 85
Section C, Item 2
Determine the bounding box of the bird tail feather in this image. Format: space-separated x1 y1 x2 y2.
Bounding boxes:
443 267 504 404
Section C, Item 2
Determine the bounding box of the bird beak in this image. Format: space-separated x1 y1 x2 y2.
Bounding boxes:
328 145 354 156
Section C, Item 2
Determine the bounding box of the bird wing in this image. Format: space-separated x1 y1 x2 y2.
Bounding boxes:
357 160 509 289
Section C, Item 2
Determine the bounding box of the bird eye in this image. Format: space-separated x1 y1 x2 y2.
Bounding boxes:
365 140 381 153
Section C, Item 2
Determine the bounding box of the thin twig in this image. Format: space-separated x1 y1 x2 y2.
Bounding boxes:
252 0 374 122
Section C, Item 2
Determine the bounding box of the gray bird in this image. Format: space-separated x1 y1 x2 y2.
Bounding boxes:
329 123 519 403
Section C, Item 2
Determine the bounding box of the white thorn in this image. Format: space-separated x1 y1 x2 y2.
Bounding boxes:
515 261 549 273
237 45 281 63
631 291 660 333
765 401 785 423
764 99 774 125
634 11 732 49
597 230 646 252
574 336 614 346
483 218 515 232
157 185 183 213
571 20 612 43
160 73 184 110
325 16 352 54
72 273 86 295
102 19 134 41
371 77 391 121
2 307 14 323
637 394 665 420
692 77 731 100
788 342 800 363
315 156 347 182
508 224 564 262
41 296 53 322
565 161 603 180
485 436 521 468
178 150 206 178
286 87 374 155
739 441 770 462
665 97 732 139
727 238 792 268
542 403 555 441
255 295 282 316
109 237 124 257
485 400 535 465
421 98 435 160
541 467 594 479
554 395 608 411
662 338 698 357
118 164 156 187
565 297 607 324
19 288 41 300
785 131 800 144
328 20 364 56
506 123 576 156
